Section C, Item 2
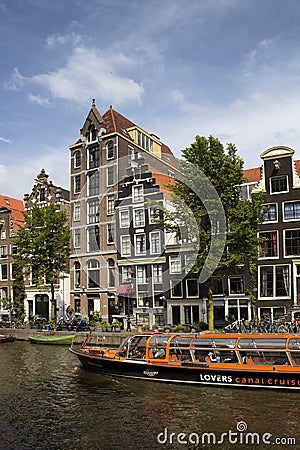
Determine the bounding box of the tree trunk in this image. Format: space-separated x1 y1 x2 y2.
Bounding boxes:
207 287 214 331
51 283 56 320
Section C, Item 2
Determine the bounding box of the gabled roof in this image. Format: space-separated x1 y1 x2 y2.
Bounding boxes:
243 167 261 183
0 195 24 231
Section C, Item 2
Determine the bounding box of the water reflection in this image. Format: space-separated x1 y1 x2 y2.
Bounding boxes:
0 342 299 449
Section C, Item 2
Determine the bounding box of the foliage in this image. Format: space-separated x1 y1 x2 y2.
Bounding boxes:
12 257 26 320
157 135 264 330
14 204 70 318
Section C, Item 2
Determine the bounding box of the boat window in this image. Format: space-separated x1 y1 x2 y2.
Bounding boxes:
116 336 131 357
290 352 300 366
128 335 148 358
169 348 192 362
193 349 238 364
239 350 289 365
149 335 170 347
192 337 236 348
170 337 192 347
238 338 286 349
288 338 300 350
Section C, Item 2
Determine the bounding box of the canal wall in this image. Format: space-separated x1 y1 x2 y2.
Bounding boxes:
0 327 128 347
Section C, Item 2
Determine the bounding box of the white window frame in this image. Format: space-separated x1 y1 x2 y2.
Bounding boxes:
74 201 81 221
170 255 181 274
107 141 114 160
186 278 199 298
270 175 289 194
107 166 114 187
74 175 81 194
107 194 114 215
137 265 147 284
170 279 183 298
150 231 161 254
120 210 129 228
258 230 279 259
135 234 146 255
259 264 290 299
284 228 300 257
263 203 278 223
121 235 131 257
0 245 7 258
153 264 162 283
107 223 114 244
74 229 80 248
133 185 143 203
283 201 300 222
133 208 145 228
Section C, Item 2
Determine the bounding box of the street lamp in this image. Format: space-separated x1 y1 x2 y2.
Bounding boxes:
125 268 134 331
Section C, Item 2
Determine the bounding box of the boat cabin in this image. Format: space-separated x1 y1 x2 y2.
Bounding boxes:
116 333 300 367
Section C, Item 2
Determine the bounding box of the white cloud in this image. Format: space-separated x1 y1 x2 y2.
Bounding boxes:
28 93 50 105
4 67 25 91
0 147 69 199
46 32 83 49
29 46 143 106
0 136 11 144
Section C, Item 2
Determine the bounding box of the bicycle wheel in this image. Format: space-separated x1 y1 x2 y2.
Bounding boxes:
277 324 289 333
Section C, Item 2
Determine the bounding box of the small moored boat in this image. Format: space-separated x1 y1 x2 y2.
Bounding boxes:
29 334 75 345
0 334 15 343
70 332 300 390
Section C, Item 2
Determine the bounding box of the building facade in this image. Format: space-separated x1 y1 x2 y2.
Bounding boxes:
0 195 24 321
22 168 70 321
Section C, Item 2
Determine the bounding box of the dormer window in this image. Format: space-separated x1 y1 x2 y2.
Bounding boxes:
270 175 288 194
39 188 45 202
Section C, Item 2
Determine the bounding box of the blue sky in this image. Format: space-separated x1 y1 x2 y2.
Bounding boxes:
1 0 300 198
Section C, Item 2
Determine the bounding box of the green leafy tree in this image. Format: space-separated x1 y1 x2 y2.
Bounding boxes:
12 258 26 321
14 204 70 319
159 135 264 330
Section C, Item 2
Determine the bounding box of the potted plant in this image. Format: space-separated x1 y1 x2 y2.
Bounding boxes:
111 320 122 331
174 324 184 332
100 321 108 332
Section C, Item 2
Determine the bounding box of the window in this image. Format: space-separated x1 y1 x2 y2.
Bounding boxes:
135 234 146 255
136 130 153 152
170 280 182 298
150 231 161 254
74 202 80 221
285 229 300 256
74 229 80 248
107 194 114 215
0 264 8 280
87 199 99 224
259 232 278 257
0 287 8 299
137 265 146 284
88 147 99 169
107 223 114 243
0 246 7 258
170 255 181 274
107 141 114 159
74 262 80 288
88 226 99 252
39 188 45 202
148 208 156 224
153 264 162 283
133 209 145 227
270 175 288 194
74 151 81 168
229 276 245 294
284 202 300 220
107 166 114 186
87 259 100 288
1 230 6 239
133 185 143 203
108 259 115 287
120 210 129 228
186 279 199 297
88 171 99 196
260 265 289 297
241 182 258 200
74 175 81 194
10 244 17 255
121 235 131 256
263 204 277 222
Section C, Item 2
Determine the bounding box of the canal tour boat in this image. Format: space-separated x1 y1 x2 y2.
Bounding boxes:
69 332 300 390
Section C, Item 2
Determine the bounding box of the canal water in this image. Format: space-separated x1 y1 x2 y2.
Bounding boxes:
0 341 299 450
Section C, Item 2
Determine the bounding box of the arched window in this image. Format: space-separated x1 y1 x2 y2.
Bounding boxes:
107 140 114 159
87 259 100 288
91 126 97 142
74 151 81 168
108 259 115 288
74 261 81 288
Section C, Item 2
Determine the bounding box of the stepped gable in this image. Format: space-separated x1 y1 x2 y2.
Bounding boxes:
0 195 24 231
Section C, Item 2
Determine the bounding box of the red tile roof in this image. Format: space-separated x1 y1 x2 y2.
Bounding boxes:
0 195 24 231
243 167 261 183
